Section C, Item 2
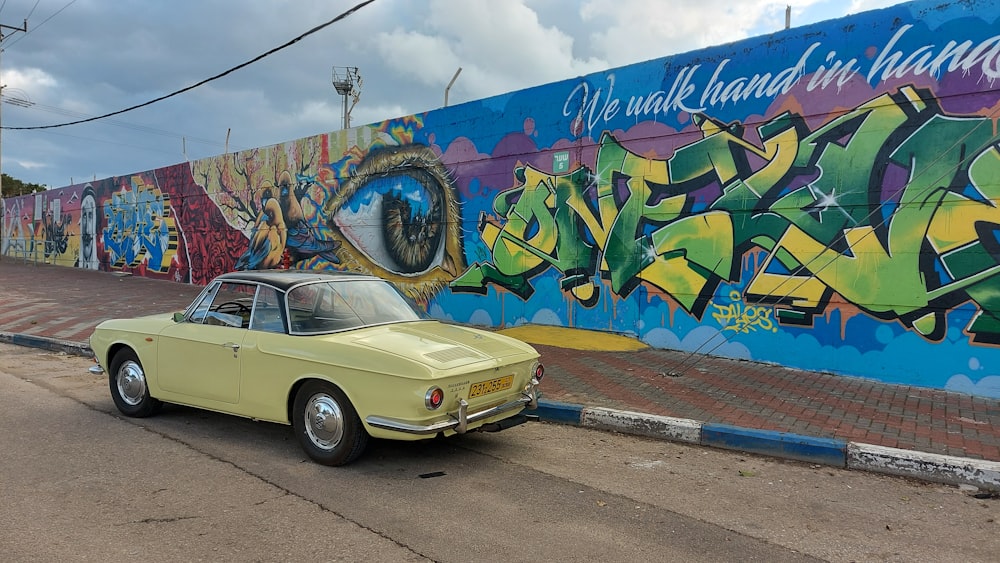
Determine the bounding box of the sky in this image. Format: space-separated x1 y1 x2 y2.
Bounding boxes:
0 0 902 191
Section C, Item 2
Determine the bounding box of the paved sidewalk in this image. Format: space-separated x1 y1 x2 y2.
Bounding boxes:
2 258 999 487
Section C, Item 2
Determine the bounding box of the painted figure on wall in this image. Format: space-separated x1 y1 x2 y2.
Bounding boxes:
235 187 287 270
280 169 341 264
233 171 342 270
76 185 99 269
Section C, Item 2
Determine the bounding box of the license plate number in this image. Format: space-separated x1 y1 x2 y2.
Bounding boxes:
469 375 514 398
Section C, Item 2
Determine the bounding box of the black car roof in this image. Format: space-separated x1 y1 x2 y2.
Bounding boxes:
214 269 378 292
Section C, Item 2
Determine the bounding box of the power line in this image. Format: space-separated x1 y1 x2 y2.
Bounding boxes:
3 0 66 49
2 94 249 151
23 0 39 19
23 0 39 22
3 0 377 131
13 126 187 157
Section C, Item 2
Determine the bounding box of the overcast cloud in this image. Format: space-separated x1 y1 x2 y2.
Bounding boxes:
0 0 900 190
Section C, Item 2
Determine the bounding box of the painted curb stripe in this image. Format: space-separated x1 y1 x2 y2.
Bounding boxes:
848 442 1000 490
581 407 701 444
533 400 583 424
702 423 848 467
0 332 91 356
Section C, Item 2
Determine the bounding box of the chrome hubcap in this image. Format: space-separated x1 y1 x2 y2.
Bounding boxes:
117 360 147 406
304 393 344 450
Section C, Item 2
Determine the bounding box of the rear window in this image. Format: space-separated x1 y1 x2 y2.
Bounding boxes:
286 279 426 334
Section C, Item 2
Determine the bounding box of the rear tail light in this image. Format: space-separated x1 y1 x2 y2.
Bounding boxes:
532 361 544 382
425 387 444 410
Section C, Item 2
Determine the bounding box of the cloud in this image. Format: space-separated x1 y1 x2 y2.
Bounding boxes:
292 99 341 128
3 67 57 105
374 0 608 105
11 158 47 170
530 308 564 326
579 0 792 66
847 0 904 15
945 374 1000 398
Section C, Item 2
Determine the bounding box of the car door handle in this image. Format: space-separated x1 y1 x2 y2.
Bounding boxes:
221 342 240 357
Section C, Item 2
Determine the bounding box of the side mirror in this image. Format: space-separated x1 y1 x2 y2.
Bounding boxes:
173 312 186 323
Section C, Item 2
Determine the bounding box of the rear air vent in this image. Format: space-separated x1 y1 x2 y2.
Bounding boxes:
424 346 480 363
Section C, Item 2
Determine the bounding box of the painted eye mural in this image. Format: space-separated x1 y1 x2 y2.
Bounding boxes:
190 132 464 303
334 160 444 274
322 144 465 302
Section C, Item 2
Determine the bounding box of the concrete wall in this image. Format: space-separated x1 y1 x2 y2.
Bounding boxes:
4 0 1000 398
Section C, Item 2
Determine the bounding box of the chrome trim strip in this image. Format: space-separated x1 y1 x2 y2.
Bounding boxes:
366 378 540 435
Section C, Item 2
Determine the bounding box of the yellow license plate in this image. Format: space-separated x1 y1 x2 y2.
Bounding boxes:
469 375 514 398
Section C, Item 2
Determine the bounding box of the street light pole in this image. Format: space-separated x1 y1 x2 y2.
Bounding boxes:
445 67 462 107
332 66 361 130
0 18 27 263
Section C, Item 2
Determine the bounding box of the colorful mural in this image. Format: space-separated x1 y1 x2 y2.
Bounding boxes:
454 87 1000 346
3 0 1000 398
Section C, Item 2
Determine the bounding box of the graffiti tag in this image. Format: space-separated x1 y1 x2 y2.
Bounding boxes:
453 86 1000 345
102 176 178 272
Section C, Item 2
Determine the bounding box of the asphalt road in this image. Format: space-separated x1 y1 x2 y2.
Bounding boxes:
1 343 997 562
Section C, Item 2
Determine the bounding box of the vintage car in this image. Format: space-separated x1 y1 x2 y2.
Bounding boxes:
89 270 543 466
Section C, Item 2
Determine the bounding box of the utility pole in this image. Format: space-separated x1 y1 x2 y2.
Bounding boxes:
0 18 27 263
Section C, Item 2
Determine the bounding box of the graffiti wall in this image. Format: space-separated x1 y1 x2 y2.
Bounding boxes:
4 0 1000 397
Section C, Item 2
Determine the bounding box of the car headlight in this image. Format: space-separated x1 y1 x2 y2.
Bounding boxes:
425 386 444 410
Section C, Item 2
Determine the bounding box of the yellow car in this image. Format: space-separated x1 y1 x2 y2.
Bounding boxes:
89 270 543 466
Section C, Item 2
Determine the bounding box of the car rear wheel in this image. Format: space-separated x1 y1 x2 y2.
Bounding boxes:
293 381 368 466
109 348 162 417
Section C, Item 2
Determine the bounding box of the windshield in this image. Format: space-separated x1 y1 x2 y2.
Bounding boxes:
286 279 428 334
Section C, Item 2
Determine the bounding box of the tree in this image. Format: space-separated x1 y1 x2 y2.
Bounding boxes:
0 173 47 197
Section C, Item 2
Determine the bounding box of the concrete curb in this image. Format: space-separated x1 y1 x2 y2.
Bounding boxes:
534 399 1000 491
0 332 92 357
848 443 1000 491
701 423 847 467
582 407 702 444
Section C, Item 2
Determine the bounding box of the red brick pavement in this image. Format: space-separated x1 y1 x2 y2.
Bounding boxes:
535 344 1000 461
2 258 999 462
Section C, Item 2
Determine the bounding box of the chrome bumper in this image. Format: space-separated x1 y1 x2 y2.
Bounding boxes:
366 377 540 435
89 365 105 375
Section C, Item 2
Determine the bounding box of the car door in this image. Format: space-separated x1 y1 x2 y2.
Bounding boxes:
156 281 256 405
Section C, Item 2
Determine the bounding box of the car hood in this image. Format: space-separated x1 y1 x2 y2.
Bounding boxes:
347 321 537 370
95 312 179 332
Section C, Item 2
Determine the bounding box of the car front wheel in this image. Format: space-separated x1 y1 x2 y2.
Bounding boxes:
109 348 162 417
293 381 368 466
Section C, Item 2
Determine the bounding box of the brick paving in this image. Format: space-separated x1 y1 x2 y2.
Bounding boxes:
2 257 999 462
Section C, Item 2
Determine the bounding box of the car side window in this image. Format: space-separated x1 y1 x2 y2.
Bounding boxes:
288 283 364 333
187 283 221 324
197 282 256 328
250 286 285 333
